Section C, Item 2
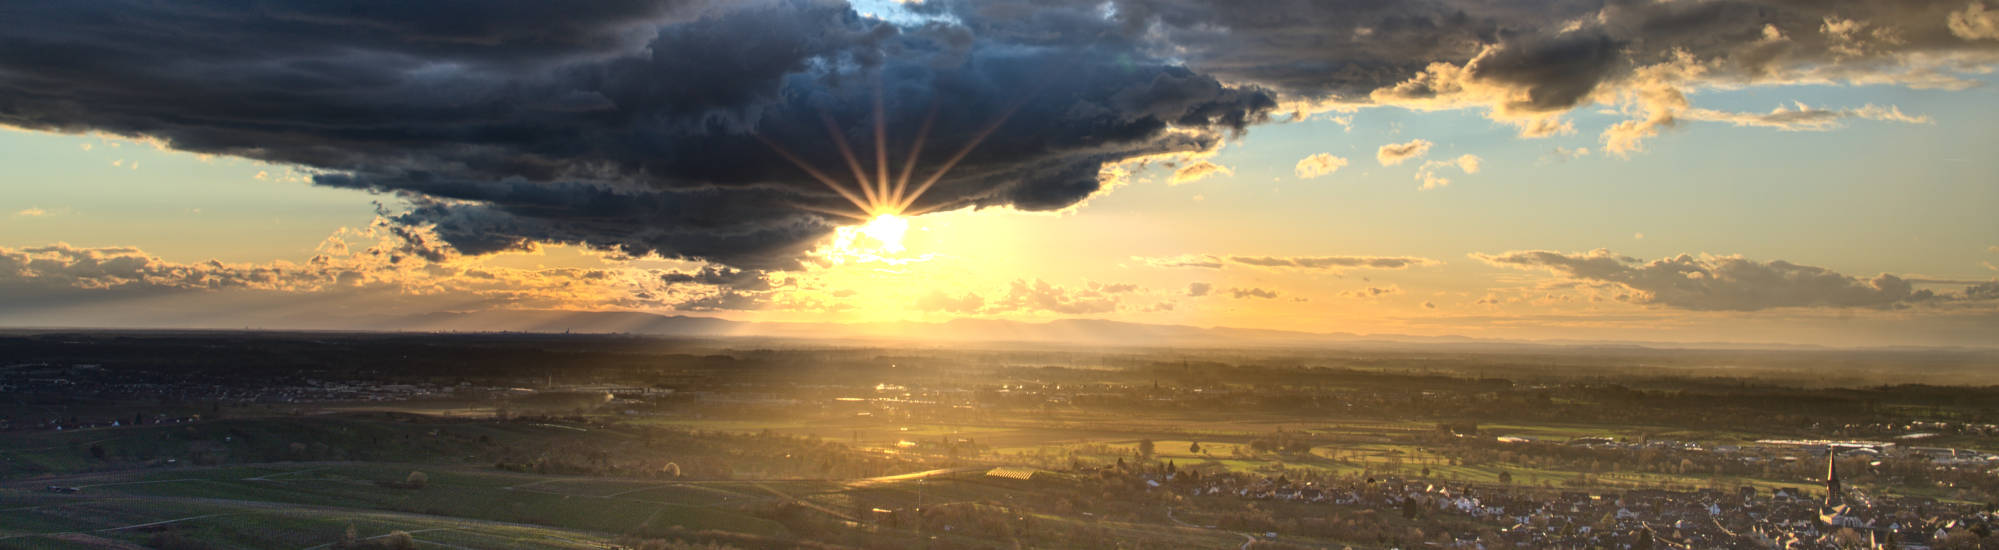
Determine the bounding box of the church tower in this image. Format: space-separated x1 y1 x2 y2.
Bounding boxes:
1824 446 1843 507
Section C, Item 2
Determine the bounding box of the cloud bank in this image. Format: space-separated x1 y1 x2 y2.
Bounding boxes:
1140 254 1440 271
1474 249 1997 311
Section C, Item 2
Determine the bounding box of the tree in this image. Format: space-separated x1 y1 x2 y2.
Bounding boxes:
1137 439 1155 460
1497 470 1513 485
404 471 428 489
1189 441 1202 454
1833 529 1864 549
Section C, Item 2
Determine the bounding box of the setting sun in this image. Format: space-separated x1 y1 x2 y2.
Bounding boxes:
823 212 925 265
857 214 909 253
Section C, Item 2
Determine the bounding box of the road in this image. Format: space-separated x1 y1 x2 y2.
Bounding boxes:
1 493 617 548
1166 506 1259 549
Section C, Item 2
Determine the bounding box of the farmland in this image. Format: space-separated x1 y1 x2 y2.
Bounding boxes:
3 332 1999 548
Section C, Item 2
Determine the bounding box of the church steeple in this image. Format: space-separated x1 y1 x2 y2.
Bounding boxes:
1825 446 1843 507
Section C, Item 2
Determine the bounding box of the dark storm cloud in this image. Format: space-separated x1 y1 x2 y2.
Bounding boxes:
1475 249 1999 311
1465 32 1625 113
0 0 1274 269
1003 0 1520 98
1089 0 1999 98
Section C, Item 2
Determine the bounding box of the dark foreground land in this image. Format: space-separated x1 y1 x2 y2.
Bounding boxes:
3 331 1999 549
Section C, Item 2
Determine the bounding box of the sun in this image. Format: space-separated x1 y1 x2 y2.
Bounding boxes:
856 213 909 253
757 88 1022 265
823 213 923 263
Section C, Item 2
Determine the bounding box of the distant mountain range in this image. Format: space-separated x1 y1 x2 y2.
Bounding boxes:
361 309 1888 351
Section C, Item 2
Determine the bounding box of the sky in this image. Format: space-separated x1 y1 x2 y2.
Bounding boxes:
2 0 1997 347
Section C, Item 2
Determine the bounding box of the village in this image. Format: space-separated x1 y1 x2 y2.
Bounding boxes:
1099 447 1999 549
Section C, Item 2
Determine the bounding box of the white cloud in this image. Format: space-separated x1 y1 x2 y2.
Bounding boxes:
1415 154 1481 190
1541 146 1591 164
1170 160 1233 185
1293 153 1350 179
1681 102 1932 131
1376 139 1432 166
913 290 985 313
1950 2 1999 40
988 279 1121 314
1599 54 1941 156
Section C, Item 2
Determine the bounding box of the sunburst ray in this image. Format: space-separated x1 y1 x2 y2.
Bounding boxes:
873 87 892 209
897 98 1027 212
820 113 882 211
891 106 936 209
756 133 871 214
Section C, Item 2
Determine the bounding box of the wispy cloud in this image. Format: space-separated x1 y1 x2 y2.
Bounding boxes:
1138 254 1440 271
1376 139 1432 166
1415 154 1480 190
1228 287 1279 299
1170 160 1234 185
